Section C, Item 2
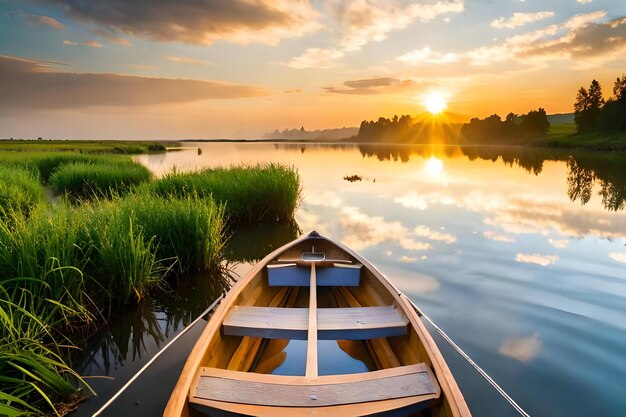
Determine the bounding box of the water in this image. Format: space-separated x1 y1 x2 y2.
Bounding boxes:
73 143 626 417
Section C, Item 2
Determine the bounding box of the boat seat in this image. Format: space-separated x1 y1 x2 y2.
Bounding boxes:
267 263 362 287
191 363 441 408
223 305 409 340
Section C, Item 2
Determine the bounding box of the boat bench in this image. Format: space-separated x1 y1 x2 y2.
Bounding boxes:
223 305 409 340
192 363 440 408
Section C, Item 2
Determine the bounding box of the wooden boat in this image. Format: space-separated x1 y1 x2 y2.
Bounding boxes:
164 231 471 417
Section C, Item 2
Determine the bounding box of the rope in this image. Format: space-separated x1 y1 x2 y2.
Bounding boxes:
406 298 531 417
92 295 224 417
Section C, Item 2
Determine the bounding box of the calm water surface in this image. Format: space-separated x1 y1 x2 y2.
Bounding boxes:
74 143 626 417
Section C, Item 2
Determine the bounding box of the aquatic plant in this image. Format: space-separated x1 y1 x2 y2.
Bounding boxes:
147 163 301 224
49 161 152 200
0 166 45 219
0 277 92 416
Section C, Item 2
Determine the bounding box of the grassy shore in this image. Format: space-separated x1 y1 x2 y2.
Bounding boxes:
0 139 169 154
530 123 626 151
0 143 301 416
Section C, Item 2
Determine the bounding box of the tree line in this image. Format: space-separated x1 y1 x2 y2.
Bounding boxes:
460 108 550 143
574 74 626 133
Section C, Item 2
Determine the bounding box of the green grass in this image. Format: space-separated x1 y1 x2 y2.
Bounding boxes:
50 162 152 200
0 139 168 154
0 167 44 220
0 148 299 415
1 152 136 183
0 277 92 416
147 163 301 224
532 123 626 151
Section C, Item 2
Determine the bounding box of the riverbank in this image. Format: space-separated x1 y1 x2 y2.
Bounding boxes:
0 143 301 416
530 123 626 151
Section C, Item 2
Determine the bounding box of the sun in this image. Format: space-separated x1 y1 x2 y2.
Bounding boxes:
422 92 447 115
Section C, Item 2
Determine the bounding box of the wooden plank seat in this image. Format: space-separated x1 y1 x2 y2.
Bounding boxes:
192 364 440 408
223 305 409 340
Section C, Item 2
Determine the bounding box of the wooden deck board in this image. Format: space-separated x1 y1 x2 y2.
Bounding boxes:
222 306 408 340
193 365 438 407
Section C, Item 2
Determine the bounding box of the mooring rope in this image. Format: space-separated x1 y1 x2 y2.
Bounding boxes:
91 295 224 417
406 298 531 417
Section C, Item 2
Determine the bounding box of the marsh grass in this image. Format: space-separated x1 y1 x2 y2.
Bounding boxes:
148 163 301 224
0 277 92 416
0 166 44 220
0 139 167 154
50 162 152 200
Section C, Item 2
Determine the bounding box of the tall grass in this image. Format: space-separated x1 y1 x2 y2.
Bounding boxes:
147 163 301 224
0 166 44 219
0 277 92 416
50 162 151 200
0 193 226 311
1 152 136 183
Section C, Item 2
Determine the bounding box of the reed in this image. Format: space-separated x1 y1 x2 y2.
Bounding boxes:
148 163 301 224
49 161 152 200
0 166 45 219
0 277 92 416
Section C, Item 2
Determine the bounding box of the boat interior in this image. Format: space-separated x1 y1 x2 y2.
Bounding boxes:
188 237 457 417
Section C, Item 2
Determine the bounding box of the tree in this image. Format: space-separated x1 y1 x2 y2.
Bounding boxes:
505 113 518 123
574 80 604 133
520 108 550 136
613 74 626 103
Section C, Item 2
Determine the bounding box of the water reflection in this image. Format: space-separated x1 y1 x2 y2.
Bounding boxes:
225 219 300 263
357 143 626 211
274 143 626 211
126 142 626 417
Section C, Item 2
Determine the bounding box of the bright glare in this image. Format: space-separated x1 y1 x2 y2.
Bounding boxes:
423 92 447 115
424 157 444 175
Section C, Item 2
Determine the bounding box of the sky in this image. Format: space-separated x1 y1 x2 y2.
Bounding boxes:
1 0 626 139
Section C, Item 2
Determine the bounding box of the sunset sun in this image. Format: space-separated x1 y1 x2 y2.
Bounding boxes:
423 92 448 115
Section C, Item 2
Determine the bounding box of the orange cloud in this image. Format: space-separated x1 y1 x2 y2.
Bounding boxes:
0 55 269 109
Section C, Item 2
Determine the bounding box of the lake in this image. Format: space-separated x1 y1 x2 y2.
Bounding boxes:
72 142 626 417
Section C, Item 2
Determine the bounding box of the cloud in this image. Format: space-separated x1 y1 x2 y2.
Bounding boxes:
83 40 103 49
287 0 463 68
491 11 555 29
166 56 213 66
499 333 542 362
92 29 133 47
399 255 417 263
37 15 65 30
330 0 464 51
397 10 622 68
515 253 559 266
548 238 569 248
63 40 78 46
483 231 515 243
323 77 417 94
397 47 459 65
40 0 322 46
609 252 626 264
285 48 344 69
0 55 269 110
578 0 593 3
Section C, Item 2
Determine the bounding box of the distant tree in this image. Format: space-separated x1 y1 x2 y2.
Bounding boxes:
597 99 626 131
574 80 604 133
613 74 626 103
520 108 550 136
505 113 518 123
